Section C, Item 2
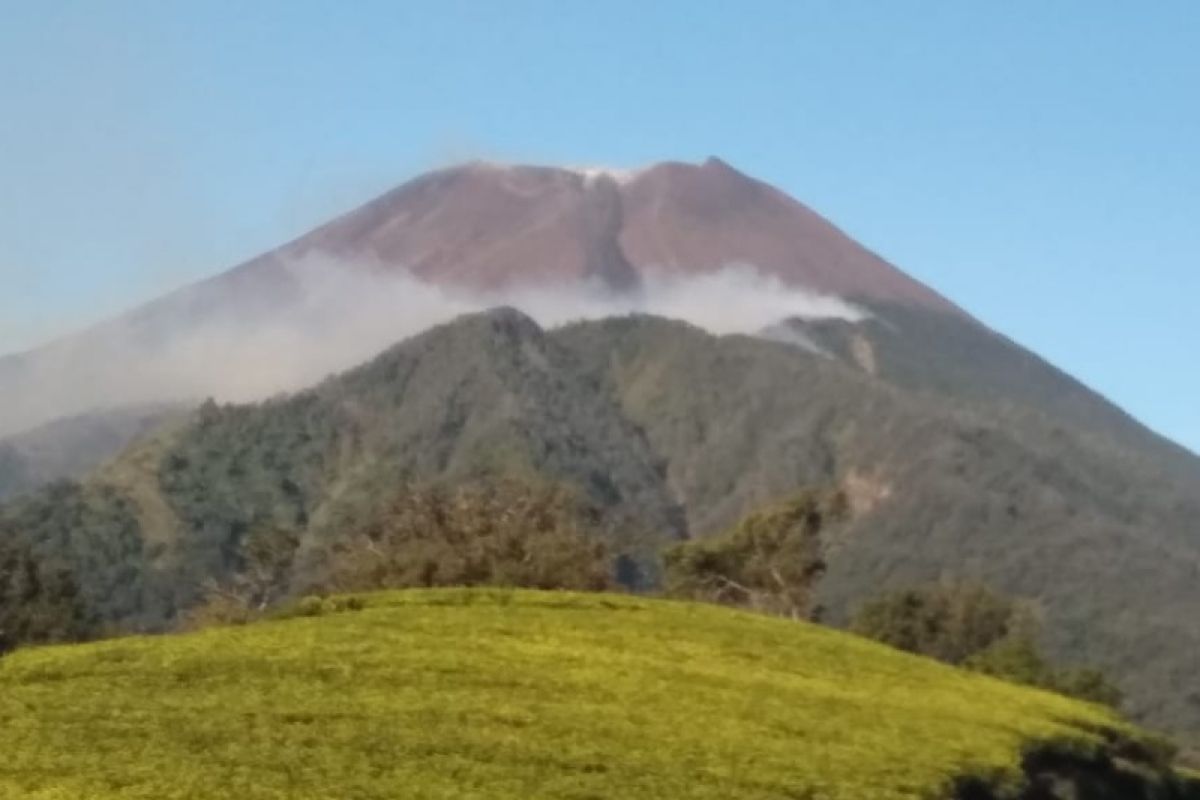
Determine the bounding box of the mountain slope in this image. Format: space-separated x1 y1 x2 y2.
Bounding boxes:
3 157 1199 736
297 157 962 310
777 303 1200 474
616 158 959 310
0 310 686 628
3 309 1199 735
0 157 965 437
557 315 1200 732
2 589 1193 800
0 404 181 501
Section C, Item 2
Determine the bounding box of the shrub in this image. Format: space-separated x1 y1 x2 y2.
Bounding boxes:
182 582 263 629
274 595 368 620
1036 664 1122 709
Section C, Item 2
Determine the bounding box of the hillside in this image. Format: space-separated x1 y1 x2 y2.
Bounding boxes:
1 589 1194 800
3 309 1199 736
560 315 1200 733
0 405 182 502
777 303 1200 475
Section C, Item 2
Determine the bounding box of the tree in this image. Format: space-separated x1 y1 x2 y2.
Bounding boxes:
663 489 848 621
320 480 612 594
852 581 1123 707
1051 667 1123 708
185 524 301 628
0 528 93 649
850 581 1029 666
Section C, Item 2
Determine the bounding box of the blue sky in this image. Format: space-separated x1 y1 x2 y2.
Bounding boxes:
1 1 1197 452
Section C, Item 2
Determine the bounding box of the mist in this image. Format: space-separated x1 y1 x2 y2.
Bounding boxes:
0 260 866 438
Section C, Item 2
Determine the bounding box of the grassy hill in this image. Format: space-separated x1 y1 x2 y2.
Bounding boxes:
0 589 1194 800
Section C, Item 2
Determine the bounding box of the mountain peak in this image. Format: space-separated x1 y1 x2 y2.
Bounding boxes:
282 157 964 315
0 156 968 435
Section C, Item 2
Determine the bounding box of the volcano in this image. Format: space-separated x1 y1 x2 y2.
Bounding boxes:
272 157 962 312
0 157 969 436
3 157 1200 736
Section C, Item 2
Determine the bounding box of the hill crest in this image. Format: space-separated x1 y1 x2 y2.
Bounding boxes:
4 588 1193 800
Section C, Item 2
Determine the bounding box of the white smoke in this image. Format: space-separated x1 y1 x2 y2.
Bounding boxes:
0 259 867 437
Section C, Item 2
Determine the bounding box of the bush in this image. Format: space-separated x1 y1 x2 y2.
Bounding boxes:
269 595 367 620
182 583 263 629
1030 662 1122 709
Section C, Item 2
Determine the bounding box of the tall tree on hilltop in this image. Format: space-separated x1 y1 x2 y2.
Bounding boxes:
664 489 848 621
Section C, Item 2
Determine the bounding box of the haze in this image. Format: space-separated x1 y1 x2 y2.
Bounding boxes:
0 262 865 436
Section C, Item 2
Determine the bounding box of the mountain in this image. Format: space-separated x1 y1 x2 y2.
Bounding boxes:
296 157 961 309
3 588 1194 800
2 157 1199 734
0 405 181 501
3 309 1199 736
0 157 963 438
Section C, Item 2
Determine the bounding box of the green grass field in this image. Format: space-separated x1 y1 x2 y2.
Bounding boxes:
0 589 1170 799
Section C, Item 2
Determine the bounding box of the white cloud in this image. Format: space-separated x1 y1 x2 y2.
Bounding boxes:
0 259 866 436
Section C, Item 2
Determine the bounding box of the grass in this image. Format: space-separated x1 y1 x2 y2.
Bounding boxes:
0 589 1159 799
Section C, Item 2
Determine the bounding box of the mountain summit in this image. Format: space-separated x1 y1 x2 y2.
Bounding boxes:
257 157 961 312
0 157 965 436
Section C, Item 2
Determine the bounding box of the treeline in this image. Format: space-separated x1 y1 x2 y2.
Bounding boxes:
850 582 1122 707
0 527 93 653
185 480 612 628
1 477 1123 713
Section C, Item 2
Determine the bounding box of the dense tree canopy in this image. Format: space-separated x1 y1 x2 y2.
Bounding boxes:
0 527 93 650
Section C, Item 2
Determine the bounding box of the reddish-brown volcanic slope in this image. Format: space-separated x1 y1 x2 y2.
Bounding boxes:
0 157 967 437
250 157 961 313
618 158 954 310
289 163 639 291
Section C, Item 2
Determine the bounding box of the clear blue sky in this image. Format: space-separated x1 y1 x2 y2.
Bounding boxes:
2 1 1197 452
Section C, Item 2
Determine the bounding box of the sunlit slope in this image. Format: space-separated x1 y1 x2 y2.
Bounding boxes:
0 590 1160 799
